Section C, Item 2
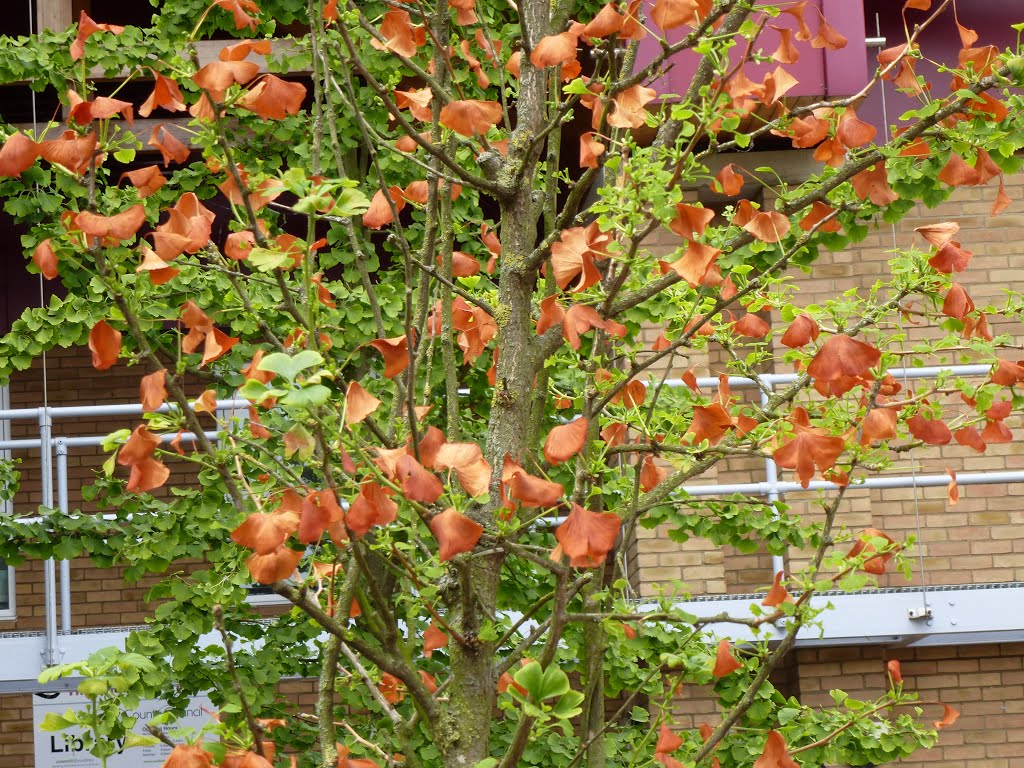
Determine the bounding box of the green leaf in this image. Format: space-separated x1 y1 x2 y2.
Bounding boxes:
279 384 332 408
257 350 324 381
38 711 77 731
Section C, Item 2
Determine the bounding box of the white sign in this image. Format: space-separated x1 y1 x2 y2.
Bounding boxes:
33 692 214 768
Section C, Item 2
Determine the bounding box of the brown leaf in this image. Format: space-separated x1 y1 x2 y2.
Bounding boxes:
362 186 407 229
429 508 484 561
582 4 625 38
928 240 973 273
669 203 715 239
860 408 897 445
213 0 259 30
650 0 701 31
915 221 960 248
772 409 846 488
530 32 578 68
89 320 122 370
140 71 187 116
554 503 621 568
163 744 213 768
193 60 260 102
686 403 734 445
579 131 606 169
543 417 589 465
232 512 294 555
38 131 98 175
954 425 986 453
435 442 492 498
663 241 722 288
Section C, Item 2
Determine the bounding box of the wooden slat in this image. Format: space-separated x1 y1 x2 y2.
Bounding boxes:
36 0 73 32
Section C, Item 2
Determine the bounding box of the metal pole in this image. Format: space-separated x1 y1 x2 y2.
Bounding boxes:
38 407 59 666
55 439 71 634
760 388 785 579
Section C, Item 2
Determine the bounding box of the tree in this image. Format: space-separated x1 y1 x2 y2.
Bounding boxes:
0 0 1019 765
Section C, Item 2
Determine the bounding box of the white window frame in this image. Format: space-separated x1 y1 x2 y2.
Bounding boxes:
0 383 15 620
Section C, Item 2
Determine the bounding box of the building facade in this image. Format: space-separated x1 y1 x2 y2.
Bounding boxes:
0 0 1023 766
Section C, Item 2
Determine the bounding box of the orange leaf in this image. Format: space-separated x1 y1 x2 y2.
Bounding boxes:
368 335 410 378
992 178 1011 216
89 320 122 370
954 425 986 453
70 11 125 61
836 108 875 148
887 658 903 685
506 466 564 508
712 639 742 677
32 239 58 280
850 162 898 206
362 186 406 229
423 623 448 658
440 100 502 137
224 230 256 261
669 203 715 239
370 9 425 58
992 358 1024 387
346 381 382 425
941 282 975 320
579 131 606 169
120 165 167 198
148 125 191 167
639 455 669 492
551 227 601 292
429 508 484 561
435 442 492 498
928 240 973 273
845 527 896 575
733 313 770 339
246 546 303 584
772 410 846 488
193 60 260 102
947 468 959 506
934 702 960 730
914 221 960 248
779 314 819 348
139 370 168 414
75 205 146 241
530 32 578 68
806 334 880 381
761 571 791 607
663 241 722 288
608 85 657 129
554 503 620 568
202 328 239 366
119 425 160 467
753 731 798 768
543 417 589 465
237 75 306 120
396 454 443 504
655 724 683 755
39 130 98 175
860 408 897 445
139 71 187 117
686 403 734 445
582 4 625 38
770 26 799 64
0 132 39 177
395 89 433 122
650 0 701 31
907 413 952 445
127 457 170 493
799 200 841 233
714 164 744 196
232 512 294 555
163 744 213 768
347 481 398 537
298 489 346 544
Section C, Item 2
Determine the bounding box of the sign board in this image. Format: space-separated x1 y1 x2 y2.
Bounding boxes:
33 692 214 768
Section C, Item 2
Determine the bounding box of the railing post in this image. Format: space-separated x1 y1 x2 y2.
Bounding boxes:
38 407 61 666
760 388 786 580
